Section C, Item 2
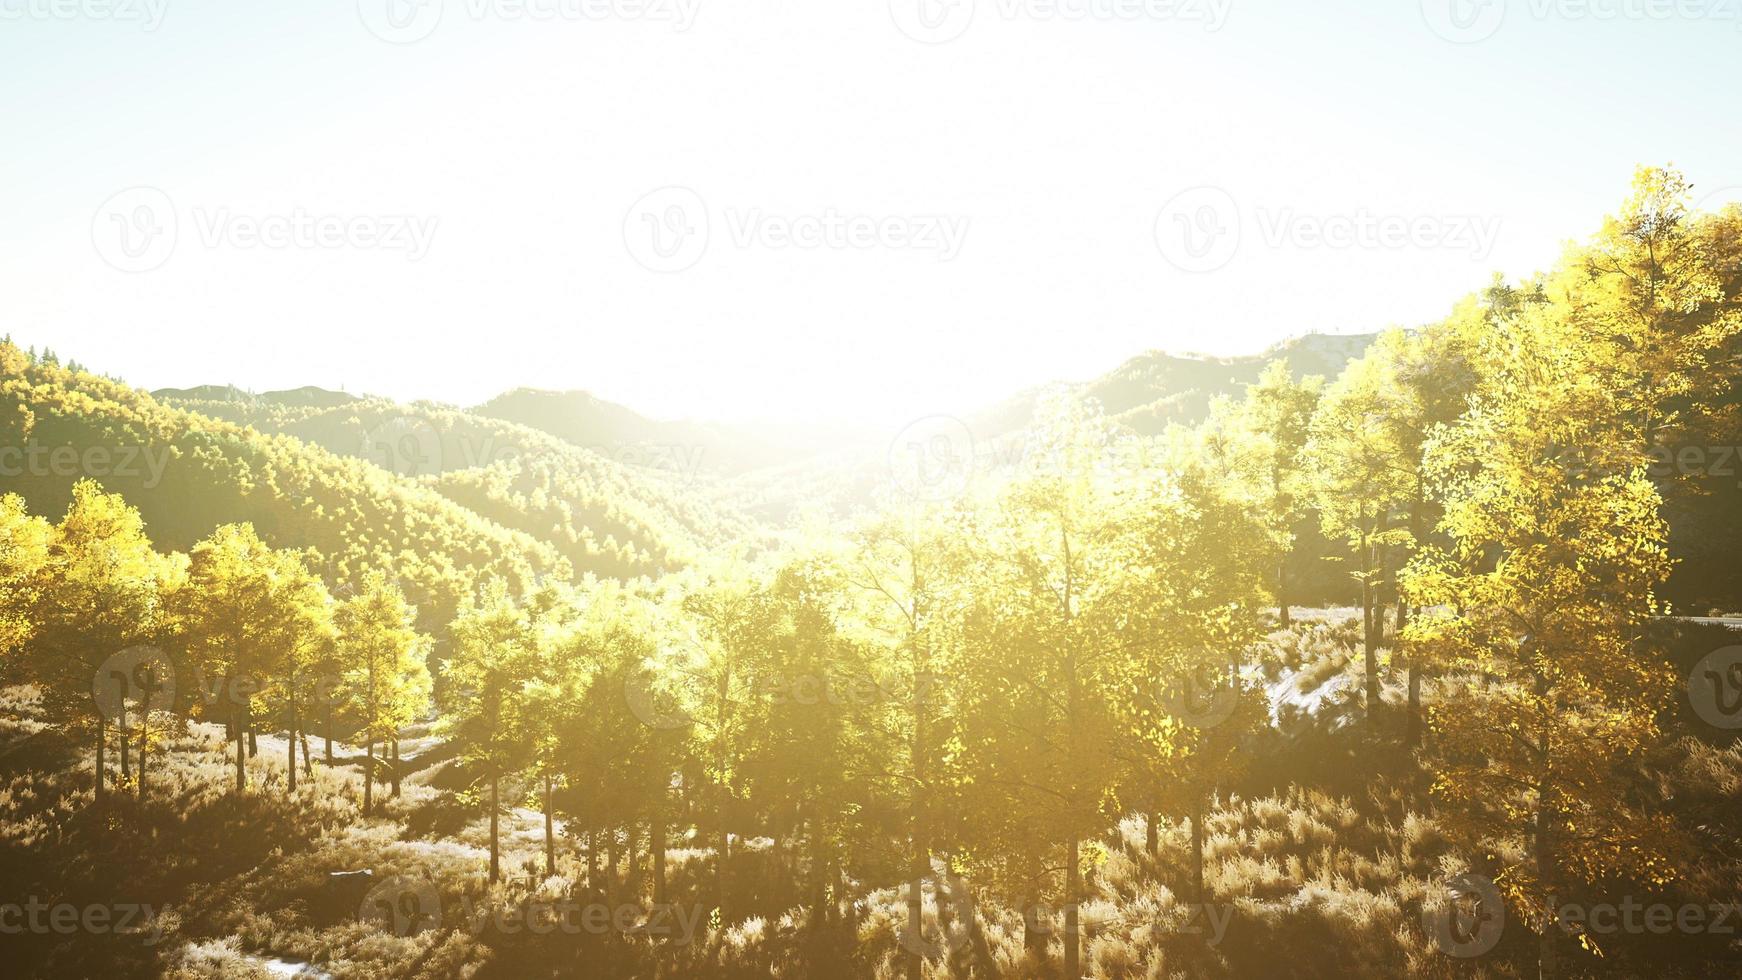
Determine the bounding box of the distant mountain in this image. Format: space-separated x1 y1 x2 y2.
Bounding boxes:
968 332 1379 440
151 384 361 409
150 389 760 581
472 388 826 477
718 331 1383 523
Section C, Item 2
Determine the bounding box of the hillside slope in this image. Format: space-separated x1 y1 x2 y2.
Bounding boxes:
2 344 567 629
150 388 760 579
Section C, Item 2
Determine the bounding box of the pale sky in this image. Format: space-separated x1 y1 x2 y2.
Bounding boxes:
4 0 1741 428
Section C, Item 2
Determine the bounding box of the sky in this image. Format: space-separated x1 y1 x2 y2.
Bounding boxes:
3 0 1742 429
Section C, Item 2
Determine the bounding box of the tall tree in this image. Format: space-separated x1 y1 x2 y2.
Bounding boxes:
30 481 172 806
1306 356 1413 727
1404 297 1680 977
438 582 537 881
338 573 432 816
174 524 311 794
1237 361 1325 627
1363 325 1478 745
951 396 1146 977
848 506 969 980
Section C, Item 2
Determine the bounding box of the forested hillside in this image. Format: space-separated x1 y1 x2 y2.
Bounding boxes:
151 387 761 580
0 350 567 629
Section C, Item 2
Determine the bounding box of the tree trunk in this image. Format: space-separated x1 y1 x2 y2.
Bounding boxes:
324 703 333 764
607 828 620 903
652 804 667 905
587 829 599 891
287 699 298 794
235 707 246 793
489 773 501 883
952 875 998 979
363 737 373 814
137 717 147 798
94 720 106 806
716 824 730 923
119 703 131 785
300 729 314 778
1360 532 1380 726
1191 797 1207 904
1536 674 1558 980
1021 875 1046 961
907 834 926 980
1278 559 1291 627
390 737 401 798
1146 811 1159 856
1538 795 1558 978
544 773 556 879
1064 836 1081 979
628 827 640 896
810 820 830 930
908 656 930 980
1400 595 1414 748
